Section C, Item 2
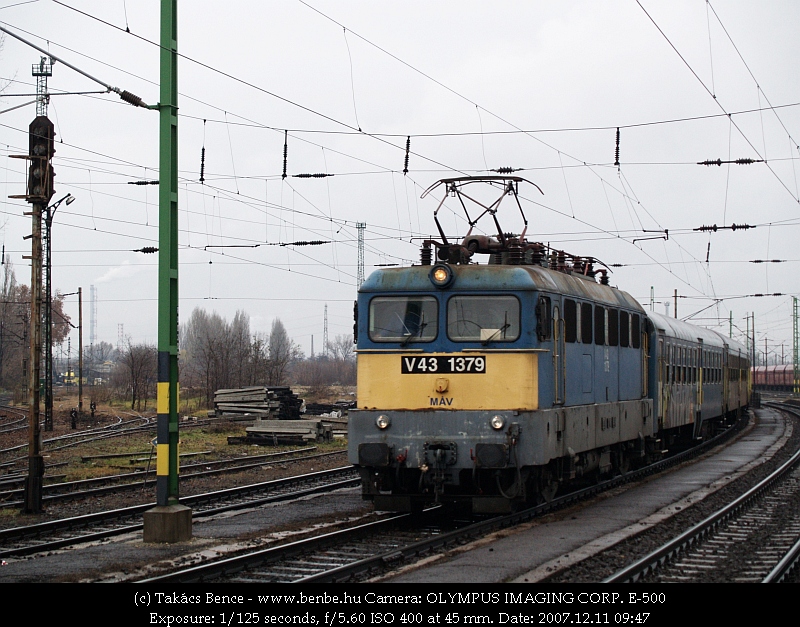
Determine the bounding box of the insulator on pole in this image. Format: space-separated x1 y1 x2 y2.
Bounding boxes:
698 157 762 166
119 90 144 108
200 147 205 184
282 130 288 180
292 173 333 178
694 223 755 232
278 240 329 247
614 127 620 167
403 136 410 175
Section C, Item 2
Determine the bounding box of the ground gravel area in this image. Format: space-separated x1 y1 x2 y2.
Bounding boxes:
0 405 351 531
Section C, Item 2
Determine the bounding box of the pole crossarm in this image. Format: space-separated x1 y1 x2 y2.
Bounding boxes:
0 24 157 110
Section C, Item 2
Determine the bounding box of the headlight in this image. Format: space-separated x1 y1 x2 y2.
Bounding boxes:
490 415 505 430
429 263 454 288
376 415 391 430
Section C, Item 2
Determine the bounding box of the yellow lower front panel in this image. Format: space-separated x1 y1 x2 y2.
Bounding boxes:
357 352 539 411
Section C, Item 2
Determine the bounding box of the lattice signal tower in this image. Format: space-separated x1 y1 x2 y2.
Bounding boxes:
323 304 329 358
32 56 52 117
356 222 366 286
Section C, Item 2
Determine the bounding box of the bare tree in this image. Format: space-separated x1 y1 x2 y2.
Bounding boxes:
179 309 304 404
115 340 157 411
266 318 302 385
229 310 251 388
248 331 270 386
0 256 24 390
327 334 355 362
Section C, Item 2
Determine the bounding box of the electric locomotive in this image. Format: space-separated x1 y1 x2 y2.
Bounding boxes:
348 177 749 513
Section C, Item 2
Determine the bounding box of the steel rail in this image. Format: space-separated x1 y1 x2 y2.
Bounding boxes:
0 466 358 558
603 404 800 583
0 449 348 506
138 412 749 583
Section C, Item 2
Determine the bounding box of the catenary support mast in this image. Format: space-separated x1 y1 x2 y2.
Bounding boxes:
143 0 191 542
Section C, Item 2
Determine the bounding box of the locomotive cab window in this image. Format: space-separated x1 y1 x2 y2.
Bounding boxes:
581 303 592 344
448 295 520 342
535 295 552 341
564 299 577 343
369 296 438 343
594 306 605 345
620 311 629 347
608 308 619 347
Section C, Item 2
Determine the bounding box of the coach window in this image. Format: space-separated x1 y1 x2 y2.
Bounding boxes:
682 348 687 384
565 299 577 343
581 303 593 344
668 345 673 383
620 311 630 347
369 296 438 343
608 308 619 347
670 345 675 383
448 295 520 342
594 306 605 345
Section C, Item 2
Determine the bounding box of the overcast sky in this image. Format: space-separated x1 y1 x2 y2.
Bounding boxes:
0 1 798 362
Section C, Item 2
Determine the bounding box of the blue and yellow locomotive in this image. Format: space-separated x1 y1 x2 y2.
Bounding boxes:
348 177 749 513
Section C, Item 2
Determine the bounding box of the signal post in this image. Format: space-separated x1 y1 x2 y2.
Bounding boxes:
9 116 56 513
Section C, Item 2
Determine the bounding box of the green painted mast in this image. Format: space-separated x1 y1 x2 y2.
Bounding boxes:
144 0 190 542
157 0 180 506
143 0 190 542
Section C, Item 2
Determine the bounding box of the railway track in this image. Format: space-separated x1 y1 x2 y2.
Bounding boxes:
0 448 347 506
603 403 800 584
0 413 230 463
134 412 750 583
0 466 359 559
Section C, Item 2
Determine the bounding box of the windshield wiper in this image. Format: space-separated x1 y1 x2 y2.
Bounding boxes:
401 320 427 346
481 323 510 345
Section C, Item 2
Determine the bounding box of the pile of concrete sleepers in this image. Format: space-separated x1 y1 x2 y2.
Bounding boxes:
213 386 302 421
216 386 332 445
243 419 333 445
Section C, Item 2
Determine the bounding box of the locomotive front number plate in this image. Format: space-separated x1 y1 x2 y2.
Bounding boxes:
401 356 486 374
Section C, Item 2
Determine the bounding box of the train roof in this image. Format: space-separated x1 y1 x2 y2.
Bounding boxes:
646 310 748 354
360 264 645 312
752 364 794 373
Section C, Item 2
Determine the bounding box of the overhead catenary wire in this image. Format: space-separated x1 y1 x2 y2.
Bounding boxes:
634 0 800 205
4 7 792 326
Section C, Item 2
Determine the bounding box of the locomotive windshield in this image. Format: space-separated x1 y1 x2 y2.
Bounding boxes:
369 296 438 343
447 295 520 342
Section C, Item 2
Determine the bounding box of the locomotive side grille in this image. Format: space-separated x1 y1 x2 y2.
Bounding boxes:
358 443 391 466
475 443 509 468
